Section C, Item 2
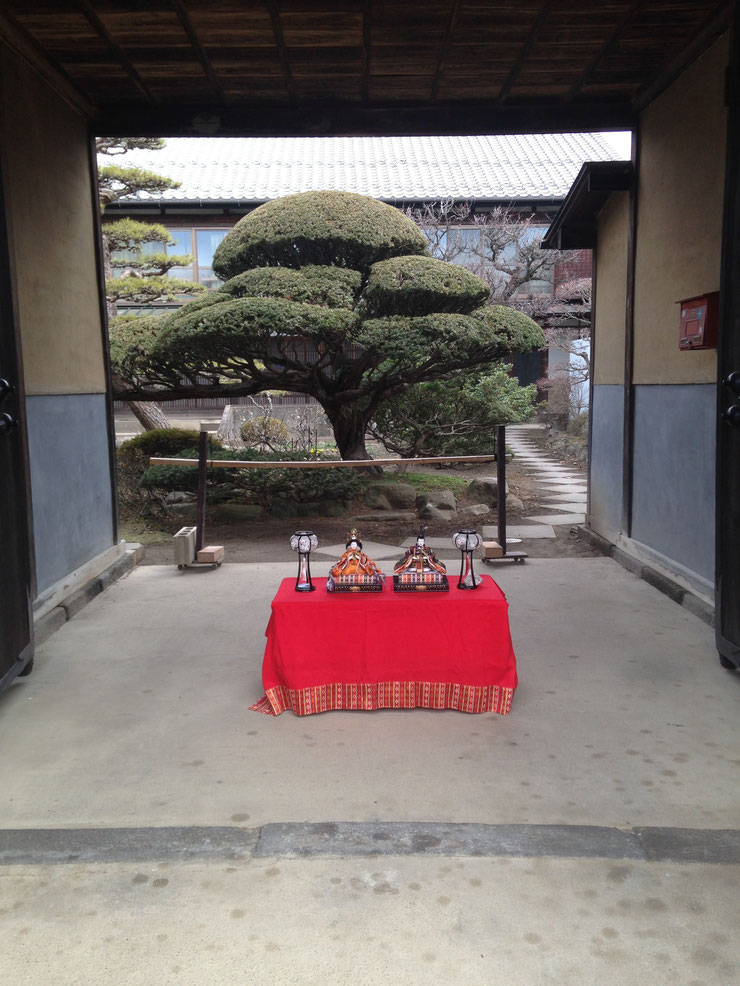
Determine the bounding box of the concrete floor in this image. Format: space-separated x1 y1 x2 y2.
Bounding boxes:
1 557 738 984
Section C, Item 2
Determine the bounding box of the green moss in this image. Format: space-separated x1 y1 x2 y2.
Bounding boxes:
212 190 429 278
219 265 362 308
363 255 489 316
400 472 470 497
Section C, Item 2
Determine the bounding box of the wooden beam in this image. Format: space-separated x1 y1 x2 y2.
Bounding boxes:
621 128 640 538
565 0 645 103
430 0 461 102
267 0 296 103
169 0 228 106
0 9 94 119
361 1 371 103
149 453 499 470
92 98 636 138
499 1 554 104
75 0 156 105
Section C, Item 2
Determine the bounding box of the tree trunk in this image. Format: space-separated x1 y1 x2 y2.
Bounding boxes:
128 400 172 432
323 402 380 470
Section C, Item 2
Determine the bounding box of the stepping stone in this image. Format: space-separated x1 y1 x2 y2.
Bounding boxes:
540 484 588 493
316 540 402 559
542 496 588 506
481 524 556 540
527 512 586 526
543 501 588 512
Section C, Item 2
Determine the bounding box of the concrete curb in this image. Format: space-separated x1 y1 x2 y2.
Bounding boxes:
33 545 143 645
1 823 738 866
579 527 714 626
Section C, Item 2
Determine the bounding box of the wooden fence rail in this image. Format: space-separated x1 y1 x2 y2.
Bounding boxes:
148 453 499 470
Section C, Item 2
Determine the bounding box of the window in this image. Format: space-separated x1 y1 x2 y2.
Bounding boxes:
110 226 230 289
167 228 229 288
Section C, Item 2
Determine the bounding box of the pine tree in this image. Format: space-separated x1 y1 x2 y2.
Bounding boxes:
97 138 204 431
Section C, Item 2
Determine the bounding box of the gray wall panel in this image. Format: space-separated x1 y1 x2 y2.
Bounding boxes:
631 384 715 581
26 394 115 593
589 385 624 538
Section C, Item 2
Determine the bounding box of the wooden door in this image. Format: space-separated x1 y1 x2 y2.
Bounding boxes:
716 16 740 670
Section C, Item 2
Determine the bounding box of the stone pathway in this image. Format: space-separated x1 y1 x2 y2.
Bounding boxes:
503 424 587 540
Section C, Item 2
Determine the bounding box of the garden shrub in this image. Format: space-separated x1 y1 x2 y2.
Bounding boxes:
117 428 224 516
140 447 364 514
240 416 289 449
370 366 537 458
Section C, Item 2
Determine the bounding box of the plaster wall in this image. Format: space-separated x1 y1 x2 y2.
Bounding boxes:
631 384 715 584
0 47 106 395
593 192 629 386
589 385 624 542
632 34 727 385
25 395 115 594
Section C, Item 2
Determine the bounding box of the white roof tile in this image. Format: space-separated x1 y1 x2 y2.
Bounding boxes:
109 133 628 204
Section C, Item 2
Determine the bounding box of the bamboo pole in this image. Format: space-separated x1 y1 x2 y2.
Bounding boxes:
149 453 499 470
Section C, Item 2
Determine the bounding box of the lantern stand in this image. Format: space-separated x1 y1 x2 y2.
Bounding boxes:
290 531 318 591
452 529 483 589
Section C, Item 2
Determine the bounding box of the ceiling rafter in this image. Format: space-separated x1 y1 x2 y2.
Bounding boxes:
499 1 554 104
430 0 462 102
169 0 228 106
267 0 296 103
632 0 732 110
565 0 645 103
362 1 371 103
0 8 94 118
75 0 156 105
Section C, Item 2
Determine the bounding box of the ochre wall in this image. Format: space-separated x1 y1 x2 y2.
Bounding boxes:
0 48 106 395
632 34 728 385
593 192 629 386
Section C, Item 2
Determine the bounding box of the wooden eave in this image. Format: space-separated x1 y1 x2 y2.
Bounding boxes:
541 160 634 249
0 2 730 137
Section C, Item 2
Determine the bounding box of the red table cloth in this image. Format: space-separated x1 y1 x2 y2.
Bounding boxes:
250 575 517 717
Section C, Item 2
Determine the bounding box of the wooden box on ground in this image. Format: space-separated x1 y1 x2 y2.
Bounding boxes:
197 545 225 564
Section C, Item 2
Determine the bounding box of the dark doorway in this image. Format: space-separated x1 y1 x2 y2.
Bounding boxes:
0 166 34 695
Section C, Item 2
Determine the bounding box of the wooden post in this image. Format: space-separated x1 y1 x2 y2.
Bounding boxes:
195 429 208 554
497 424 506 556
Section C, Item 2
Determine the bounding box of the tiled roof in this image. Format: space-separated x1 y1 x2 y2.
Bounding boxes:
110 133 630 205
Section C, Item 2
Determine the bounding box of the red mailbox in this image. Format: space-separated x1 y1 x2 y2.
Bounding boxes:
678 292 718 350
